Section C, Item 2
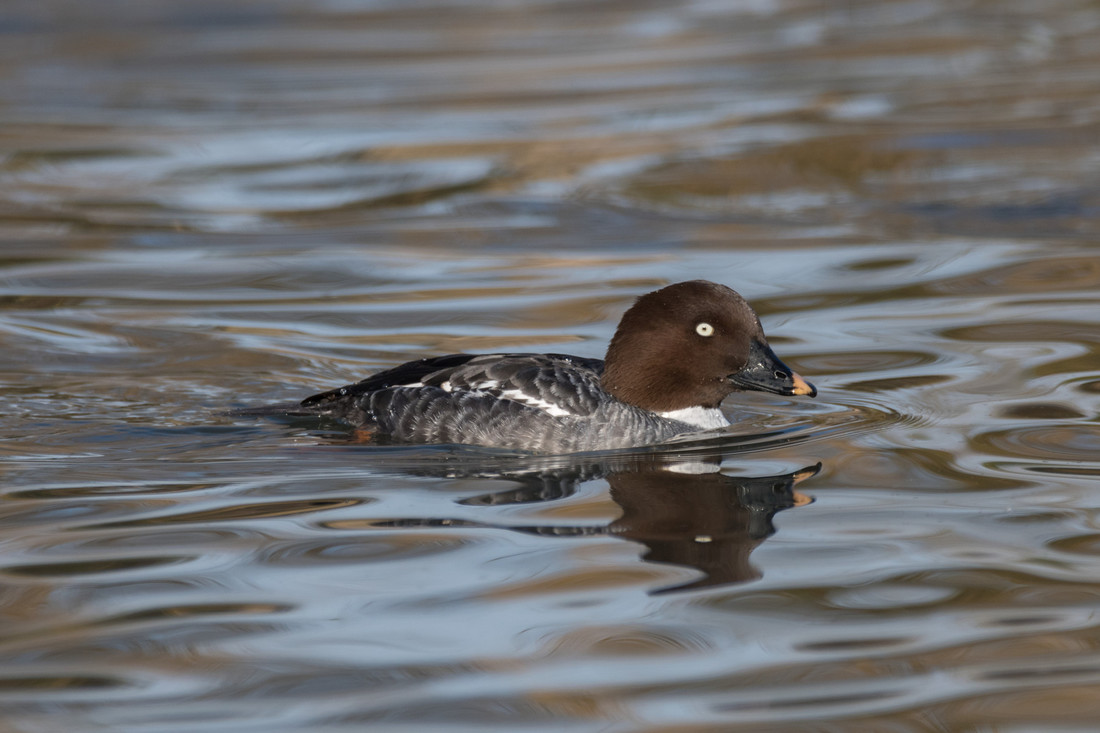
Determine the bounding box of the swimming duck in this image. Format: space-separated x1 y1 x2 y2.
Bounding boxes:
288 280 815 453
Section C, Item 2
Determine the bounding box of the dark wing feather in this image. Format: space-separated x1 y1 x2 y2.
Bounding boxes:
301 352 606 420
301 353 478 408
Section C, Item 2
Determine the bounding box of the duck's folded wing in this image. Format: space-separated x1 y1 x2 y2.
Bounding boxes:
301 352 606 418
436 353 606 418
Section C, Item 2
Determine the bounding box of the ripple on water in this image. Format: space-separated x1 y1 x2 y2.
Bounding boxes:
105 601 291 624
996 402 1087 420
929 255 1100 296
826 583 958 610
943 320 1100 347
542 625 715 658
82 497 365 529
259 533 473 567
973 424 1100 463
799 349 942 376
0 674 123 695
1 555 189 579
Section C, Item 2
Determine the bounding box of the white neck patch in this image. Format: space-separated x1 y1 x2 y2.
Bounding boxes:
656 406 730 430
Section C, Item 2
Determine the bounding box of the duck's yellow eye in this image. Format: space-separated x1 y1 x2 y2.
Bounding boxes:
695 322 715 337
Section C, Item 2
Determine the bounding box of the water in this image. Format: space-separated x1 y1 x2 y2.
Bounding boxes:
3 1 1100 730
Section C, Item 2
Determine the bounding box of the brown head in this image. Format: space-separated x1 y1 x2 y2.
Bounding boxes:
600 280 815 412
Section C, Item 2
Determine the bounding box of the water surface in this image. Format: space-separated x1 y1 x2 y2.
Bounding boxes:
3 1 1100 731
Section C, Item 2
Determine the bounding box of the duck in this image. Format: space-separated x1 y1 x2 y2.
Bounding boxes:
284 280 815 453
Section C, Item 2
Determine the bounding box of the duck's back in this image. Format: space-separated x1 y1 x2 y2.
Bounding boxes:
299 353 693 452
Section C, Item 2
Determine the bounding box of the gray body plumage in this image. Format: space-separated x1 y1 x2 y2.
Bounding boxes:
299 353 699 453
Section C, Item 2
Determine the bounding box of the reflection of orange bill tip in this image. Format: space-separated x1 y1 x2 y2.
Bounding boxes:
791 372 817 397
792 491 813 507
352 427 375 443
791 462 822 485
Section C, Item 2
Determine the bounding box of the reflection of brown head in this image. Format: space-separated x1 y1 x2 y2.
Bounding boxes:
608 462 820 593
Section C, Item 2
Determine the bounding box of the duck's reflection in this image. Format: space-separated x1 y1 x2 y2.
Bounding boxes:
607 461 817 592
373 450 821 594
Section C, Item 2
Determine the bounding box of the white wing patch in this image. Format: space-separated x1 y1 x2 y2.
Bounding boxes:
664 461 723 475
500 388 573 417
657 406 730 430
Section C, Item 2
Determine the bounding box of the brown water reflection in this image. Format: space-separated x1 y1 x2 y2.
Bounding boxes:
4 0 1100 731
